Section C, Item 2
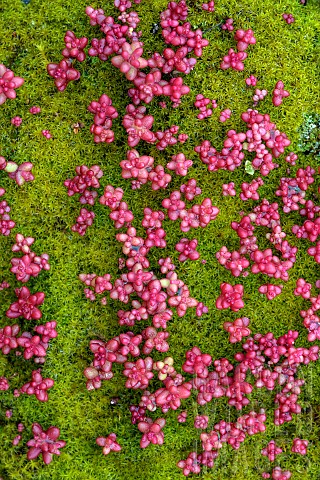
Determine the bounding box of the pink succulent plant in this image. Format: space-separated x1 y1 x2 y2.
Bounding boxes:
261 440 283 461
6 286 45 320
96 433 122 455
234 29 256 51
0 64 24 105
291 437 308 455
194 415 209 429
62 31 88 61
137 417 166 448
272 81 290 107
271 467 292 479
177 452 201 476
26 423 66 464
259 284 283 300
202 1 214 12
0 324 20 354
175 238 199 262
219 108 232 122
220 49 247 71
11 116 22 127
111 42 148 80
29 106 41 114
216 283 244 312
0 377 9 391
245 75 258 86
282 13 295 24
20 369 54 402
47 59 80 91
223 317 251 343
222 18 234 31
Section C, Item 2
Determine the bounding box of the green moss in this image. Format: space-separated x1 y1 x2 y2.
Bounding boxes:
0 0 320 479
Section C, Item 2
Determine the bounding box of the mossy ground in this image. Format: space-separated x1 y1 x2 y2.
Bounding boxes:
0 0 320 478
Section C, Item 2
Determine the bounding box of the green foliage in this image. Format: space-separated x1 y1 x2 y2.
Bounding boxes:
0 0 320 479
298 113 320 158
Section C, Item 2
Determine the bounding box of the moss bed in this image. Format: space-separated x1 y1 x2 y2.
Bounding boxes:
1 0 320 478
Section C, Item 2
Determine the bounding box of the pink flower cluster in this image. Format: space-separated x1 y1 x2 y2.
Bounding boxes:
0 64 24 105
10 233 50 282
245 75 258 86
154 125 188 150
194 94 217 120
26 423 66 464
252 88 267 106
272 81 290 107
64 164 103 234
223 317 251 343
221 18 234 31
261 440 283 461
220 27 256 71
96 433 122 454
47 30 88 90
202 1 214 11
219 108 231 122
0 156 34 187
11 116 22 127
240 177 264 201
282 13 295 24
20 369 54 402
0 199 15 236
216 283 244 311
42 2 320 474
88 94 118 143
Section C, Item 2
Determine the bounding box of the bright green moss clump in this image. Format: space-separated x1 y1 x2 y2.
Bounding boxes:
0 0 320 479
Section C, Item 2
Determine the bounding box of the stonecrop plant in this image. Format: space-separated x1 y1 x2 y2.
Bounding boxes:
0 0 320 479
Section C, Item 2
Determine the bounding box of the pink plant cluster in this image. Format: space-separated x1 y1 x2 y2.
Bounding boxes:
194 94 217 120
1 242 59 459
26 423 66 464
220 29 256 72
57 4 317 474
0 64 24 105
282 13 295 24
64 164 103 234
194 106 291 178
202 1 214 12
221 18 234 31
88 94 118 144
0 155 34 189
1 233 56 412
1 0 316 475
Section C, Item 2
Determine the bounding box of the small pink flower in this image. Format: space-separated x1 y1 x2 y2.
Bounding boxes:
216 283 244 312
177 411 188 423
194 415 209 429
219 108 231 122
282 13 295 24
138 418 166 448
11 116 22 127
0 377 9 391
261 440 283 461
42 130 52 139
222 182 236 196
223 317 251 343
96 433 122 455
29 106 41 114
245 75 258 86
26 423 66 464
196 302 208 317
259 284 283 300
221 18 234 31
291 438 308 455
0 64 24 105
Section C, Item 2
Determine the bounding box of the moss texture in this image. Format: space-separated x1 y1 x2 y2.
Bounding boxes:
0 0 320 479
